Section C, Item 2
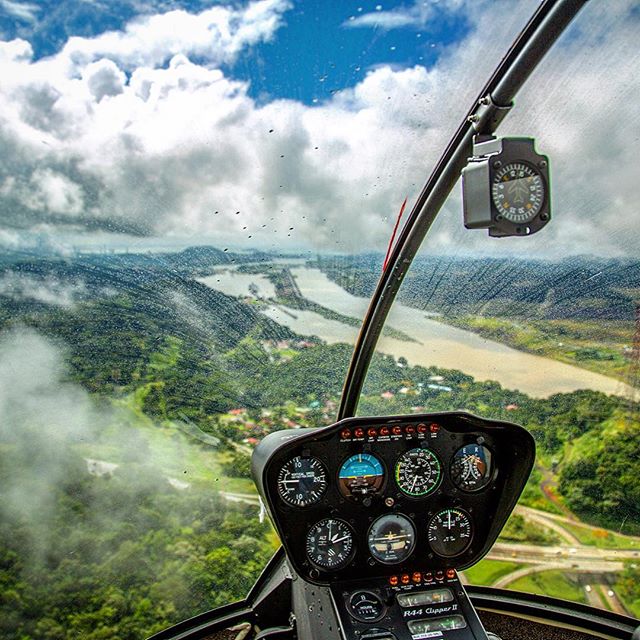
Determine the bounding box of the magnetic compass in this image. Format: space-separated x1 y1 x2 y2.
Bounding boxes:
492 162 545 223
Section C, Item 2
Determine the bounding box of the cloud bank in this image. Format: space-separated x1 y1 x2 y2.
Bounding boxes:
0 0 638 256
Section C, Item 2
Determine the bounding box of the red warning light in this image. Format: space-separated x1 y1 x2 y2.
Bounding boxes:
354 427 365 438
389 575 399 587
367 428 377 438
380 426 390 436
392 425 403 436
405 425 416 434
401 574 411 585
446 568 456 579
429 423 441 433
340 429 351 439
412 572 422 583
417 423 428 434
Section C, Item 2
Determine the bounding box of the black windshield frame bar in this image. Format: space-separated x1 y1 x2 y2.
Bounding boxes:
338 0 589 420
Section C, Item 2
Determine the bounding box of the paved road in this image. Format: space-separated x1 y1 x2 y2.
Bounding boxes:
515 505 581 545
491 561 625 588
490 542 639 563
598 584 628 616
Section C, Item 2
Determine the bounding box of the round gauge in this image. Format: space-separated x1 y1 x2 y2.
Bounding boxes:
348 591 385 622
427 508 473 558
451 444 493 492
277 456 327 507
491 162 545 223
368 514 416 565
338 453 385 498
395 448 441 497
306 518 355 570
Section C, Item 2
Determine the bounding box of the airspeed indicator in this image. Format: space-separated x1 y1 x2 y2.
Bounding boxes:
277 456 327 507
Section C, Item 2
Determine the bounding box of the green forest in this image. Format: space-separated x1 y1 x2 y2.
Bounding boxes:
0 250 639 638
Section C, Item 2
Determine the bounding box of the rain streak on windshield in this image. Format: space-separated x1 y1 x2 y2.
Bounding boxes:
0 1 638 638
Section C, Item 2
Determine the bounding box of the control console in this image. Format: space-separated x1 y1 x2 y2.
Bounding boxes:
252 411 534 639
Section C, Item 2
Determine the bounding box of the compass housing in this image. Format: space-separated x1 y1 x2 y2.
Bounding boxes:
462 136 550 237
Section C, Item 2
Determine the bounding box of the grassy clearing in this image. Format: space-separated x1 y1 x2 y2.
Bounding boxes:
508 571 587 604
616 591 640 619
464 560 522 586
562 522 640 550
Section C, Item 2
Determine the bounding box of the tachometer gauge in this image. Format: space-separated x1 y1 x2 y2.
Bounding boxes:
338 453 384 498
491 162 545 223
277 456 327 507
427 508 473 558
451 444 492 492
395 448 441 497
368 514 416 565
306 518 355 570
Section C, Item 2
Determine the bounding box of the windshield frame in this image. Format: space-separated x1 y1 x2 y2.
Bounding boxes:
337 0 588 420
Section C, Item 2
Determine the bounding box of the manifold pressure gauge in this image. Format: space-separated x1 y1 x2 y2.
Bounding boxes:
462 136 550 237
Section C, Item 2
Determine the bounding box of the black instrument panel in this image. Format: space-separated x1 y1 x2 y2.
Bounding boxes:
252 412 534 585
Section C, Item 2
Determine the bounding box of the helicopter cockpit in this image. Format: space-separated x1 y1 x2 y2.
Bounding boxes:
1 0 639 639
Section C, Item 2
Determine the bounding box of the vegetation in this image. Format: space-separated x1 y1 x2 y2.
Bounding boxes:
616 564 640 619
508 571 587 604
498 514 560 546
0 250 638 636
463 560 522 586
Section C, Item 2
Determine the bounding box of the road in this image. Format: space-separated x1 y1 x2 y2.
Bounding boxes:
514 505 580 544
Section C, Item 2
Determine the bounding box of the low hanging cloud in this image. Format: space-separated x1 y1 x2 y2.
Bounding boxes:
0 0 638 257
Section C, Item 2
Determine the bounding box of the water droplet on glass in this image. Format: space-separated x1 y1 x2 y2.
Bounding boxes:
375 4 382 10
269 129 274 133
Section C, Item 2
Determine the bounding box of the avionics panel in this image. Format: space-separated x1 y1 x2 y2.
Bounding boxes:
252 412 534 586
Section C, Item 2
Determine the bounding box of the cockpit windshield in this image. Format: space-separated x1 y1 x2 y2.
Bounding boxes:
0 1 638 638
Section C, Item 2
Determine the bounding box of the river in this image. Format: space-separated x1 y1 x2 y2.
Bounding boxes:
199 265 629 398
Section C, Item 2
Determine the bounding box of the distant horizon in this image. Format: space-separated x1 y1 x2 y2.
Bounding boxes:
2 240 639 264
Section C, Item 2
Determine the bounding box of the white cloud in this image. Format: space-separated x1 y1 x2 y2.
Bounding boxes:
0 36 32 61
0 0 39 23
0 0 638 257
0 272 89 307
60 0 291 71
344 0 466 30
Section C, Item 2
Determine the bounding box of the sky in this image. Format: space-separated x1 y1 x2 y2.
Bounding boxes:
0 0 639 257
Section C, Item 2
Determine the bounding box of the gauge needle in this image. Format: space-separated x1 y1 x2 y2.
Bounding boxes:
448 511 452 529
331 535 350 544
411 475 418 492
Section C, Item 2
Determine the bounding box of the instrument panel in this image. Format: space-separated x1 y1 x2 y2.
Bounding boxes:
252 412 534 585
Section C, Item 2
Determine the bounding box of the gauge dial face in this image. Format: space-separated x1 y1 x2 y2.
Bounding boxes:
492 162 545 223
368 513 416 565
427 508 473 558
395 448 442 497
306 518 354 570
277 456 327 507
451 444 492 492
338 453 385 498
